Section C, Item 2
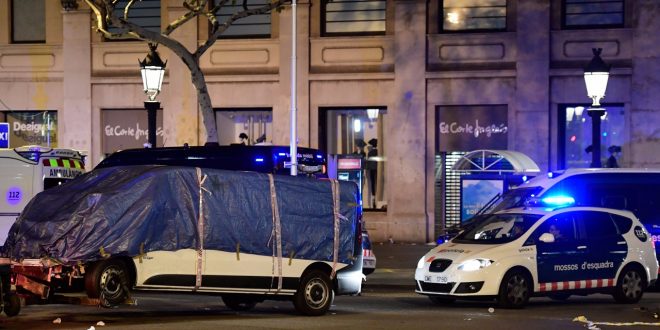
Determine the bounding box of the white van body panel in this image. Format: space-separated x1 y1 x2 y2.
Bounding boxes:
133 249 349 295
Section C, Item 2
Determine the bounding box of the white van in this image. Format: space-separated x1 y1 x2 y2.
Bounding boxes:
479 168 660 259
0 146 85 245
416 206 658 308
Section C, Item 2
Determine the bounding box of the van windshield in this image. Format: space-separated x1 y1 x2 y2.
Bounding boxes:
453 213 542 244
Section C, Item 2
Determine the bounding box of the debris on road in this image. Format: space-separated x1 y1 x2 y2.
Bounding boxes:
574 315 660 327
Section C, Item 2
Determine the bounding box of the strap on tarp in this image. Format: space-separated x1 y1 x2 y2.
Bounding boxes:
330 179 340 279
194 168 209 291
268 174 283 291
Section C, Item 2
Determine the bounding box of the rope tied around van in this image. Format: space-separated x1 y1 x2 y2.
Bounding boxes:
194 168 210 291
268 174 283 291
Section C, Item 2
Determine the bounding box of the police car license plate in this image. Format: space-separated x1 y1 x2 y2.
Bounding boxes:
363 260 375 268
425 275 448 284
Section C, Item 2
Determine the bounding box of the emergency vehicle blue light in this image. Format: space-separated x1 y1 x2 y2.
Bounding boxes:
522 175 528 182
541 195 575 207
255 158 264 162
278 153 286 156
547 172 554 178
316 154 323 159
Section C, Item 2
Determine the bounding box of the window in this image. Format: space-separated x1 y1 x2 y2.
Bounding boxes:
214 109 272 145
0 111 57 147
213 0 271 38
320 107 386 211
322 0 386 36
108 0 161 35
441 0 507 32
563 0 624 28
11 0 45 43
559 104 624 169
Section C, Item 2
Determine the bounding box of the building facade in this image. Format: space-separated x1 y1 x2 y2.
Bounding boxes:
0 0 658 242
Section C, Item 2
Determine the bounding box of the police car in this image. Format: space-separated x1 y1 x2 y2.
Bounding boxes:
415 206 658 308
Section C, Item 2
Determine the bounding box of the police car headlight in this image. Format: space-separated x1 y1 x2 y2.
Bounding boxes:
417 257 426 269
457 259 492 272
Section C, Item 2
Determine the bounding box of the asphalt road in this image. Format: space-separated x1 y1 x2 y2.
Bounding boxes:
2 244 660 329
3 287 660 329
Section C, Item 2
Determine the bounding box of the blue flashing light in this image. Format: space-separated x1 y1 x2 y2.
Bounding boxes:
255 158 264 163
603 132 608 137
522 175 528 182
316 154 323 159
541 195 575 207
547 172 554 178
278 153 286 156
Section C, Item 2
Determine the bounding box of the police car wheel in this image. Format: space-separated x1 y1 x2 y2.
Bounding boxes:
498 269 531 309
293 270 334 316
613 267 645 304
429 296 455 305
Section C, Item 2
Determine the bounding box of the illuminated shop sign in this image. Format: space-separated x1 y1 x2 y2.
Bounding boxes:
436 105 508 152
102 109 163 154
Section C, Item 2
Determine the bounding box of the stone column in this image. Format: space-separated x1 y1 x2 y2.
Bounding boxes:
276 0 310 146
390 0 428 242
631 0 660 167
514 0 550 171
61 8 92 161
162 1 199 146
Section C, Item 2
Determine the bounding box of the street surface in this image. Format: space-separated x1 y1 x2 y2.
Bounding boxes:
1 243 659 329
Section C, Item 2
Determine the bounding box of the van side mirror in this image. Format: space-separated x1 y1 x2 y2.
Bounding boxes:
539 233 555 243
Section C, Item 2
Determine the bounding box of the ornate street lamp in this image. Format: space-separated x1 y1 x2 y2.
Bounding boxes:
139 43 166 148
583 48 610 168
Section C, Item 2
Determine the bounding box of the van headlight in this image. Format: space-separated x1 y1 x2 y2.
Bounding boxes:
417 257 426 269
457 259 493 272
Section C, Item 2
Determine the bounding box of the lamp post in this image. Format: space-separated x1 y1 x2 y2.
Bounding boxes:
583 48 610 168
139 43 166 148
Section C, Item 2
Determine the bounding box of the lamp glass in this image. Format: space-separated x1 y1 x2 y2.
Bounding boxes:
584 72 609 105
141 66 164 101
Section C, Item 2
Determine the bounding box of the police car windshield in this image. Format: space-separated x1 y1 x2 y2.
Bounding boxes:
484 187 543 213
453 213 542 244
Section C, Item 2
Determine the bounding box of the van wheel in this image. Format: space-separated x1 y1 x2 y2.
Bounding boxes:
498 269 531 309
85 259 130 307
613 267 645 303
293 270 334 316
222 295 257 311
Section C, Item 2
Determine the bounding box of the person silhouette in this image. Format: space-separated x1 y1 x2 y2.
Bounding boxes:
366 139 378 207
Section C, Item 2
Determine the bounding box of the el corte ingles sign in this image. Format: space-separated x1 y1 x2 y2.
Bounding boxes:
436 105 508 152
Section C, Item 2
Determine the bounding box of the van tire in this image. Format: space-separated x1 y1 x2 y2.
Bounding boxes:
293 270 334 316
85 259 130 307
613 266 645 304
498 269 531 309
222 295 258 311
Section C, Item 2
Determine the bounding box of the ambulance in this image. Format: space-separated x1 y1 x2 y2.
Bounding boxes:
415 206 658 308
0 146 85 245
